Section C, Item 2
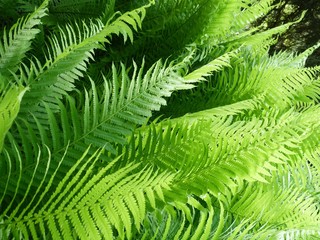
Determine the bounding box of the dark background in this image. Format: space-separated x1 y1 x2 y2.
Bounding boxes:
258 0 320 66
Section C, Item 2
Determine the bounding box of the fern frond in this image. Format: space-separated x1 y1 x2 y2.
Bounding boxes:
287 41 320 67
128 117 257 200
226 10 307 50
260 66 320 108
130 102 320 203
1 145 175 239
231 0 276 31
19 2 150 116
200 0 250 43
138 195 223 240
276 229 320 239
162 43 320 119
139 158 320 239
2 1 320 239
104 0 246 65
226 174 320 238
1 56 211 198
184 50 237 82
57 58 196 153
0 85 28 151
0 0 48 81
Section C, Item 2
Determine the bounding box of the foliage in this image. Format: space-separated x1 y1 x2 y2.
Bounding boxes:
1 0 320 239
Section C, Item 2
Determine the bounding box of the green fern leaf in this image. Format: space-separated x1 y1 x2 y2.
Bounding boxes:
184 50 237 82
19 2 151 116
227 10 307 50
1 53 233 197
0 0 49 80
1 146 175 239
0 85 28 151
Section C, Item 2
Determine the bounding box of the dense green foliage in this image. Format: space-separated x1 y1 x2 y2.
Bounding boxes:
1 0 320 239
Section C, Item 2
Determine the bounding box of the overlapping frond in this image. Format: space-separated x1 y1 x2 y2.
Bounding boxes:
226 11 306 51
160 43 320 119
0 0 48 81
138 195 225 240
104 0 253 65
1 0 320 239
124 94 320 238
225 166 320 238
0 85 27 151
0 48 236 200
19 2 151 116
231 0 276 30
0 145 175 239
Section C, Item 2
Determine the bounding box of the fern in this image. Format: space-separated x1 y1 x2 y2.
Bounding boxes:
0 85 28 151
1 145 175 239
19 3 151 116
0 48 235 202
1 0 320 239
0 0 48 81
